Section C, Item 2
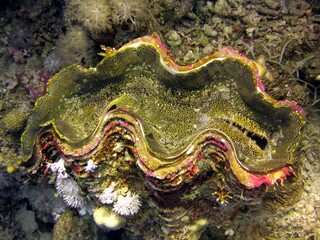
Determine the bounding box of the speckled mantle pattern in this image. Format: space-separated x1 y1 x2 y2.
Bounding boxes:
19 33 306 239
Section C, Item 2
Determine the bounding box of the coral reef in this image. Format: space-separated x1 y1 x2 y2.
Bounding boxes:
0 0 319 239
19 34 305 239
53 210 97 240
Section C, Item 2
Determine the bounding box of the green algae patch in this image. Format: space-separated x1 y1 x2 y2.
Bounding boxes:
1 108 28 132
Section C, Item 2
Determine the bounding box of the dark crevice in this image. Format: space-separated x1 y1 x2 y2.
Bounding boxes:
224 119 268 150
107 104 117 112
246 131 268 150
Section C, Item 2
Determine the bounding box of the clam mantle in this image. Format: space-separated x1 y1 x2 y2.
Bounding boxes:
21 33 305 239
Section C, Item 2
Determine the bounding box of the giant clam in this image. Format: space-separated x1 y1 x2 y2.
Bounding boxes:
20 33 305 239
